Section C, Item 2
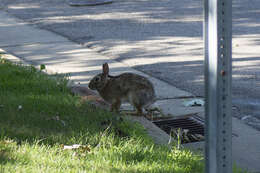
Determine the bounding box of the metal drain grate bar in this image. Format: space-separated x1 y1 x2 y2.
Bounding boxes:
153 115 205 143
155 121 204 134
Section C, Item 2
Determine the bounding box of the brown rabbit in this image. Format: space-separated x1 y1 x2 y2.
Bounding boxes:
89 63 156 115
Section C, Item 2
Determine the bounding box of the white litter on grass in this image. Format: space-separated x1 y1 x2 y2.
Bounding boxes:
46 115 66 126
63 144 91 152
183 99 205 107
18 105 22 110
60 120 66 126
52 116 66 126
63 144 82 150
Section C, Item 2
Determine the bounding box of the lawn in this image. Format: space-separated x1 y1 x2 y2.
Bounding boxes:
0 57 247 173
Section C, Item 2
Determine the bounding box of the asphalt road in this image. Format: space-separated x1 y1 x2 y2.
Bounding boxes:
1 0 260 128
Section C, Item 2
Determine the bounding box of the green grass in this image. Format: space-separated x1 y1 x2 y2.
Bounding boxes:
0 58 248 173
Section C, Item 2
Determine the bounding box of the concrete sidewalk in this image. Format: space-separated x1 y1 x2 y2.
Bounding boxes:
1 11 260 172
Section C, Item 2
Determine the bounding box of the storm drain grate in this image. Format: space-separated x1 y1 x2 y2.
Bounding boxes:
153 115 205 144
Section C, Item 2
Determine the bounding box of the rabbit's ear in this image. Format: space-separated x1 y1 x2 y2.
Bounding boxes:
102 63 109 75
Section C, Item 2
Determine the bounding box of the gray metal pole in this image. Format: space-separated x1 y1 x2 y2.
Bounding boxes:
204 0 232 172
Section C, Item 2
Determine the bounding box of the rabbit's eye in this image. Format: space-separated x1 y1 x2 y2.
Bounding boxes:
95 77 100 82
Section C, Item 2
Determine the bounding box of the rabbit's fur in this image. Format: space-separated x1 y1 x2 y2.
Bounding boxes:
89 63 155 115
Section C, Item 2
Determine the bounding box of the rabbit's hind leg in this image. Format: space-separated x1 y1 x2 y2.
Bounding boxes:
126 92 144 116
